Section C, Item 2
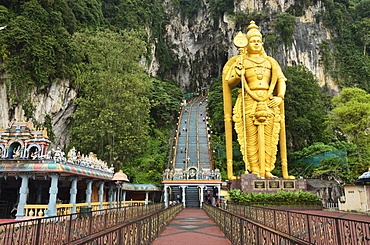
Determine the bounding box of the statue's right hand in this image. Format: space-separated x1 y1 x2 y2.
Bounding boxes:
235 62 243 70
235 63 243 76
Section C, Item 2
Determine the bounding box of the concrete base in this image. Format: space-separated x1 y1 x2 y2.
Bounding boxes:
230 174 308 193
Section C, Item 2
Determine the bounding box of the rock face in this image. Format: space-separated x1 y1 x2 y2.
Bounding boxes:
150 0 340 93
0 80 77 149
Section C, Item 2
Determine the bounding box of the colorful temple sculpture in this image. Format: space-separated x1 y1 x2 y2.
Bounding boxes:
0 121 161 220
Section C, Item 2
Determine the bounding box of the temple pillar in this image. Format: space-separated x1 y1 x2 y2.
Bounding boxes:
218 184 221 200
164 185 169 208
199 185 205 208
97 181 104 210
15 173 34 220
46 173 60 217
85 179 93 207
113 188 117 207
41 145 45 156
108 183 114 208
122 190 126 204
145 191 149 205
69 176 79 214
116 186 121 207
180 185 187 208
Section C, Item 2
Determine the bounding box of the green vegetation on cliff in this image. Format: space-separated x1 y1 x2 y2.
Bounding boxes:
0 0 181 184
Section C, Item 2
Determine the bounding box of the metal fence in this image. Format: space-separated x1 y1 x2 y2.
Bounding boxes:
0 203 164 244
225 203 370 245
204 203 309 244
69 203 183 244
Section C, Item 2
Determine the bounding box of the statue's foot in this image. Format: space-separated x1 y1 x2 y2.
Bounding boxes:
229 176 237 181
283 175 295 179
265 172 275 178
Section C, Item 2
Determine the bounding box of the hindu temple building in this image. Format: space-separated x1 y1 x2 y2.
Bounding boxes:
0 120 161 220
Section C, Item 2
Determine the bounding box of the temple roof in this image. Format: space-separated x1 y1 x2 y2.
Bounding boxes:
112 170 129 182
356 171 370 183
0 160 114 180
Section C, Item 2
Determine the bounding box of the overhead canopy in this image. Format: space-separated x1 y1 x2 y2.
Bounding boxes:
112 170 129 182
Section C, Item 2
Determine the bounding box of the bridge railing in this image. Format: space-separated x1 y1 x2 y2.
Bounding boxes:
23 201 150 218
224 203 370 245
69 203 183 244
0 202 164 244
204 203 309 245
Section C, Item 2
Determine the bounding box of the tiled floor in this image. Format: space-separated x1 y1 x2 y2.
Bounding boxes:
151 208 231 245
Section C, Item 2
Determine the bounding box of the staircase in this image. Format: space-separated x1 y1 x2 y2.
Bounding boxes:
186 187 199 207
171 188 182 203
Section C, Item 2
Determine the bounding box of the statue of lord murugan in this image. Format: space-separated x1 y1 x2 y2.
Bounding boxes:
222 21 294 180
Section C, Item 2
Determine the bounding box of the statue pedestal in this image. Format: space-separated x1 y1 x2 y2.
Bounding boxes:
231 174 307 193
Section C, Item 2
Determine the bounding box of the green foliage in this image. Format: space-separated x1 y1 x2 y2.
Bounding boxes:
233 11 269 31
43 114 55 144
288 141 357 181
70 29 151 166
175 0 202 26
229 189 321 206
207 76 224 134
276 13 296 46
290 142 338 160
22 99 35 120
0 0 78 103
67 0 106 29
284 65 330 151
329 88 370 150
312 158 349 183
286 4 305 16
263 33 278 55
317 0 370 91
149 78 183 125
0 5 10 26
208 0 234 23
102 0 155 30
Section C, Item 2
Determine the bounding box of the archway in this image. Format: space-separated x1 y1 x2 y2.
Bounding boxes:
9 142 21 159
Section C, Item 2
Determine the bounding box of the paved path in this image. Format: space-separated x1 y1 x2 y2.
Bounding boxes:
151 208 231 245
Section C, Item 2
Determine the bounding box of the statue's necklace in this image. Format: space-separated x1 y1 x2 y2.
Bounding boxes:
247 58 266 80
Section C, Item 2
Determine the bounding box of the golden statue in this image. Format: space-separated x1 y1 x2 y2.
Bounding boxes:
222 21 294 180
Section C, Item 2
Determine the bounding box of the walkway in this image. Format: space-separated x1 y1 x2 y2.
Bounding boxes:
151 208 231 245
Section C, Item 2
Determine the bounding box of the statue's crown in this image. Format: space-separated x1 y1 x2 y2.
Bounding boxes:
246 21 262 40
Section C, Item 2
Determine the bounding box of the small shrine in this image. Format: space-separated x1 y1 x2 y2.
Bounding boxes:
0 120 51 159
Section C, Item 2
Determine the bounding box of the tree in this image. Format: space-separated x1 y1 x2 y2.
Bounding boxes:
276 13 296 47
329 88 370 159
70 29 152 167
148 78 183 126
283 65 330 152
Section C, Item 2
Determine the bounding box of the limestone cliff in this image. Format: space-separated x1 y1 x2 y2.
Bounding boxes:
0 80 77 149
150 0 340 93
